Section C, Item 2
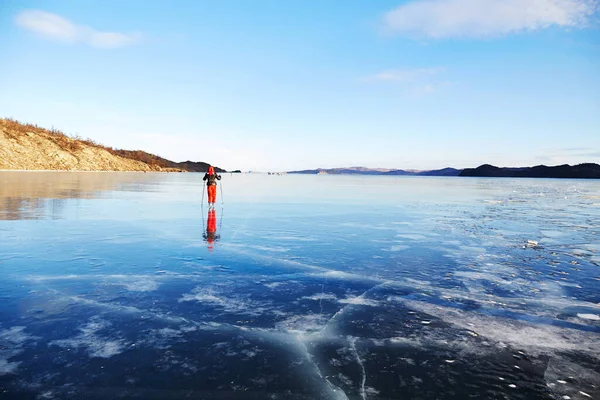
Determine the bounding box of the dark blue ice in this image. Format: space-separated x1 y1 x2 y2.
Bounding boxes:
1 171 599 399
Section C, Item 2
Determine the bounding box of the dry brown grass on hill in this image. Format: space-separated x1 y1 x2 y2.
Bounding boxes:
0 118 226 172
2 118 165 164
0 117 124 155
0 118 184 171
2 118 83 152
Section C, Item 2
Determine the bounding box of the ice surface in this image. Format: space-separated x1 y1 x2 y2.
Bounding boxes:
0 326 37 375
577 313 600 321
50 318 126 358
1 172 599 398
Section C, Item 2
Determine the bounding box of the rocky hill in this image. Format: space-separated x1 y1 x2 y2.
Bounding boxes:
110 150 226 172
0 118 225 172
460 163 600 178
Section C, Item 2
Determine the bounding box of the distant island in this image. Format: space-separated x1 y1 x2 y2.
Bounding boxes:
0 118 227 172
460 163 600 178
288 164 600 179
288 166 462 176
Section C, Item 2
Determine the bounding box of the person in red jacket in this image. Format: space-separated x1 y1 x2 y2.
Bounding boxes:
202 166 221 208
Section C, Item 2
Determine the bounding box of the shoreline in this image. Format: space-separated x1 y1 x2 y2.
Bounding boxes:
0 169 189 173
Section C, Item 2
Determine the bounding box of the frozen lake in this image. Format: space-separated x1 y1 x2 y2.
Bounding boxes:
1 171 599 399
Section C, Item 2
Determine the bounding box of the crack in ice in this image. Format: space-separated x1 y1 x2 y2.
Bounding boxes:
297 335 349 400
319 282 389 334
349 336 367 400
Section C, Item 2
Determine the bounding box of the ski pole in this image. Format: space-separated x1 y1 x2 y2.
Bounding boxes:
219 182 224 205
201 181 205 206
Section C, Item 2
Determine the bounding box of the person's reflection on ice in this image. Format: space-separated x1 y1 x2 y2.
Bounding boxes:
203 208 220 250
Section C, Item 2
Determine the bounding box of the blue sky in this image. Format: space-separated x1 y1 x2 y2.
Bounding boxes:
1 0 599 171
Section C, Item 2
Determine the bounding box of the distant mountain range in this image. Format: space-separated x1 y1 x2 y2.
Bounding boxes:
460 163 600 178
288 163 600 178
288 166 462 176
4 118 597 178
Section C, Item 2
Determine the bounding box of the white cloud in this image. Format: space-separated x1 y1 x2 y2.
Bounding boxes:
88 31 142 49
15 10 142 48
15 10 80 42
383 0 599 39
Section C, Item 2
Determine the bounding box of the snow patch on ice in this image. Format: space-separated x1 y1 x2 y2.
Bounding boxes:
0 326 38 375
390 245 411 252
179 287 266 315
0 326 34 345
302 293 338 301
276 314 327 334
577 313 600 321
264 282 284 289
50 318 126 359
398 299 600 356
311 270 376 282
0 359 20 376
396 234 427 240
389 337 422 347
338 297 378 307
120 279 160 292
141 326 198 349
181 292 227 305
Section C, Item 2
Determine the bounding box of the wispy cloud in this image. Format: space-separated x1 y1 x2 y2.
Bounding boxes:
546 148 600 156
364 67 450 95
15 10 142 48
413 83 437 95
383 0 599 39
365 67 445 83
535 147 600 164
